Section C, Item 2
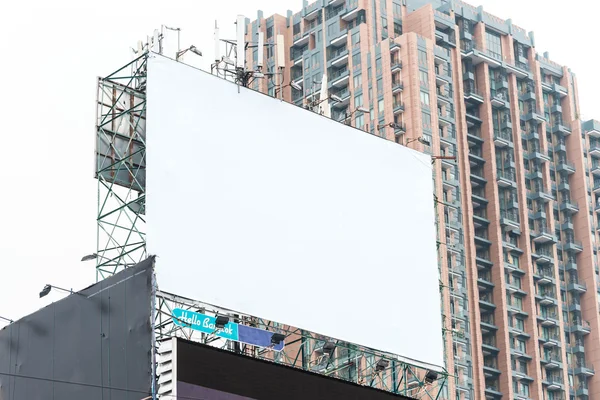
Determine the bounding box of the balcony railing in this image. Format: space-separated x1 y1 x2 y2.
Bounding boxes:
501 209 519 222
329 67 349 80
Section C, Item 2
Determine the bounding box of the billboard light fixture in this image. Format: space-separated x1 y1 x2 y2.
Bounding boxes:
271 333 285 345
215 315 230 329
425 370 438 384
375 359 389 372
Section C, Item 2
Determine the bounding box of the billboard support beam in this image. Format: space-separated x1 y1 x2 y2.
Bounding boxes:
95 53 148 280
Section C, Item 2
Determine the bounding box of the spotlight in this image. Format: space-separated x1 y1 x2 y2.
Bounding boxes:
356 106 369 113
215 315 230 329
329 94 343 103
39 284 52 298
81 253 98 262
271 333 285 345
375 359 389 372
290 82 302 91
425 370 438 384
323 341 336 355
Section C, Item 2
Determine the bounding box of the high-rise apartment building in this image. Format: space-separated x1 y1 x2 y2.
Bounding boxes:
244 1 597 399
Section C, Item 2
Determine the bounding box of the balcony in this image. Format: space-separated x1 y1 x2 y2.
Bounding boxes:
329 47 349 67
542 375 564 391
594 180 600 194
570 321 592 335
539 333 561 348
531 226 555 246
559 238 583 253
490 90 509 108
519 89 536 102
466 109 482 127
493 129 513 148
464 87 484 104
585 120 600 137
329 67 349 87
589 143 600 157
390 60 402 73
461 40 502 67
550 122 572 136
562 259 578 271
521 110 547 124
567 280 587 293
484 386 503 398
500 209 520 231
573 362 595 376
393 100 405 114
552 83 568 97
551 104 562 114
293 32 310 47
341 0 362 21
497 169 516 187
392 80 404 93
329 31 348 47
591 163 600 176
536 289 557 306
537 311 559 326
330 88 351 108
528 188 554 203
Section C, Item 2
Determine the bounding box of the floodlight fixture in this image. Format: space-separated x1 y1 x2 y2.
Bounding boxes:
406 136 430 146
271 332 286 345
375 359 389 372
329 94 343 103
176 45 203 61
323 341 336 355
215 315 230 329
356 106 369 114
81 253 98 262
425 370 438 384
253 72 265 78
39 284 79 298
290 81 302 91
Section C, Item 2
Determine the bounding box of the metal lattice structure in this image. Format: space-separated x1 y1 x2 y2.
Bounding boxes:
96 53 450 399
95 54 148 279
154 290 449 399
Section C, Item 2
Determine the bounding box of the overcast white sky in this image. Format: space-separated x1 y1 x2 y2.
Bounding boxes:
0 0 597 327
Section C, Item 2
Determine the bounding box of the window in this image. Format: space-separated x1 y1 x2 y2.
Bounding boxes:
393 3 401 17
316 30 322 43
377 78 383 92
293 23 301 35
381 16 388 31
515 317 525 331
485 30 503 60
353 73 362 89
394 22 402 36
311 52 320 67
422 112 431 130
517 338 526 352
352 52 362 68
419 70 428 87
354 94 363 107
351 31 360 46
420 91 430 107
356 114 365 129
378 99 385 116
266 26 273 39
327 23 336 36
418 49 428 66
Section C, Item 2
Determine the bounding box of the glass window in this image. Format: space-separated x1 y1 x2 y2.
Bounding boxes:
378 98 385 115
393 3 401 17
485 30 503 60
377 78 383 92
422 111 431 130
421 91 430 107
266 26 273 39
293 23 301 35
351 31 360 46
316 30 322 43
356 113 365 129
394 22 402 36
418 49 428 66
352 52 362 67
420 70 429 87
353 73 362 89
354 93 363 107
327 23 336 36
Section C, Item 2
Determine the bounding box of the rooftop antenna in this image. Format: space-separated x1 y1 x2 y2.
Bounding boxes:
211 16 281 88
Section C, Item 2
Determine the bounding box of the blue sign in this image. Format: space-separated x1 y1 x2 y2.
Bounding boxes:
171 308 284 351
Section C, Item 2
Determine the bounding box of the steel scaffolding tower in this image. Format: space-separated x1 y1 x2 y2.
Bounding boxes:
95 53 148 279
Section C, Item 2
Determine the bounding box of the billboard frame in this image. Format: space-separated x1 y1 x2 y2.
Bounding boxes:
154 290 449 400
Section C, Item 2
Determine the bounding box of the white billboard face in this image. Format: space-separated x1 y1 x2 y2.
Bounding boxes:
147 56 444 368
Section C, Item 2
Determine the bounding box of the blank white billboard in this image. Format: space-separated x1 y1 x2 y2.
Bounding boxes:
146 55 444 369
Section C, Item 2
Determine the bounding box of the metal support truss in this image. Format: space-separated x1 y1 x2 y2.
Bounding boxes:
95 53 148 280
154 290 448 399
